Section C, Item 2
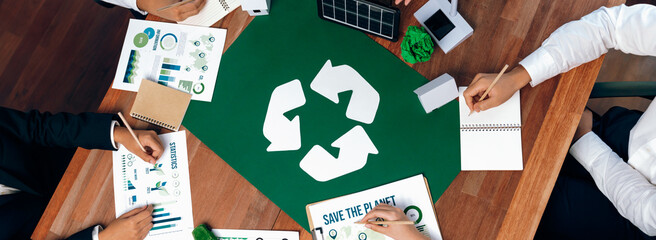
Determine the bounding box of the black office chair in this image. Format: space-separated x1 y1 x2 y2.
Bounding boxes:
589 81 656 99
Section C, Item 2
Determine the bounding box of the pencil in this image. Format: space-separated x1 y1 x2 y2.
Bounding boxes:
469 64 509 116
354 220 415 225
157 0 194 12
117 112 147 153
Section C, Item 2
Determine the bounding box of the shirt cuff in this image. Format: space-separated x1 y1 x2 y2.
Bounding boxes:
110 120 120 150
519 48 559 87
92 225 104 240
101 0 147 15
569 132 613 171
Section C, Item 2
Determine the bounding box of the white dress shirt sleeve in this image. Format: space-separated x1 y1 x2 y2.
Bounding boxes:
110 120 120 150
521 5 656 235
0 184 20 195
570 132 656 236
100 0 147 15
92 225 104 240
519 4 656 86
628 102 656 184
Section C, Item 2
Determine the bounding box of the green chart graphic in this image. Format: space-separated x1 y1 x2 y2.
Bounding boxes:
183 0 460 231
123 50 140 83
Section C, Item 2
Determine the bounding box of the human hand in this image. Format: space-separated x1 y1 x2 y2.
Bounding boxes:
394 0 411 6
99 205 154 240
114 127 164 164
359 204 429 240
463 66 532 113
137 0 207 21
573 108 593 142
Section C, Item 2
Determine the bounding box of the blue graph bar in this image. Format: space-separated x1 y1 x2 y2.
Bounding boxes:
162 64 181 71
151 224 176 231
158 75 175 82
153 213 170 218
152 217 181 225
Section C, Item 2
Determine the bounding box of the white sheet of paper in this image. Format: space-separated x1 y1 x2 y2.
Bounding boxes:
460 128 523 170
307 175 443 240
262 61 381 181
458 87 523 170
178 0 241 27
310 60 379 124
299 125 378 182
112 131 194 239
319 222 383 240
263 79 306 152
459 87 520 126
212 229 300 240
112 19 225 102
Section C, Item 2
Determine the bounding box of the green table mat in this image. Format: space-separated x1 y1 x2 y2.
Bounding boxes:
183 0 460 231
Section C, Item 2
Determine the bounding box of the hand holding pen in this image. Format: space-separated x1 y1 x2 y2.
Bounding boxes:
463 65 532 114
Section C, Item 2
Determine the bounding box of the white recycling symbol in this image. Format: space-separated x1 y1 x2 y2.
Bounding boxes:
263 60 380 182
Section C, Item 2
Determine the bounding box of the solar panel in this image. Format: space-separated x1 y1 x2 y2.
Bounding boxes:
317 0 401 42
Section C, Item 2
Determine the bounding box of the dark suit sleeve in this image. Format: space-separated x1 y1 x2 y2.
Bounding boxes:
65 225 97 240
0 107 116 150
94 0 116 8
92 0 147 19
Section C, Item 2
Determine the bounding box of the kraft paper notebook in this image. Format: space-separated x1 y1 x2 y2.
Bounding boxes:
458 87 523 170
306 174 443 240
130 79 192 131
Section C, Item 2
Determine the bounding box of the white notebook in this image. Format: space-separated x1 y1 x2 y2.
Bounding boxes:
458 87 523 170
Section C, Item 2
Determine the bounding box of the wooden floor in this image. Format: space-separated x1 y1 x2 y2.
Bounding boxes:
0 0 131 113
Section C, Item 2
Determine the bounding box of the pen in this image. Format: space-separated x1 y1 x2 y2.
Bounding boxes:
117 112 147 153
354 220 415 225
157 0 194 12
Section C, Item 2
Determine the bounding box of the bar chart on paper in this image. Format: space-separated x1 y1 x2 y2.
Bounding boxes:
151 201 184 231
127 180 136 190
112 19 226 101
112 131 194 240
158 57 181 86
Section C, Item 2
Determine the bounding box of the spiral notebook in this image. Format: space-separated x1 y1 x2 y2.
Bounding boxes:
130 79 192 131
458 87 523 170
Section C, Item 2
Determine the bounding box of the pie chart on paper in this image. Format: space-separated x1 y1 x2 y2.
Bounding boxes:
160 33 178 51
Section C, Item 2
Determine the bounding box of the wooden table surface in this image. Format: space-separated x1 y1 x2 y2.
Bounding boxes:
33 0 624 239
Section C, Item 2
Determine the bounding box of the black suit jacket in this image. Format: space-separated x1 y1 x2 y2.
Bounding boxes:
0 107 116 240
93 0 147 19
93 0 117 8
